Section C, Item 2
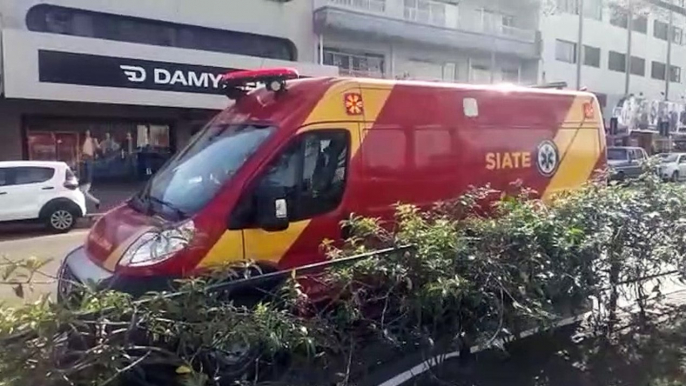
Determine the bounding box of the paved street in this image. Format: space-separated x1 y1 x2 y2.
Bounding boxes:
0 230 87 303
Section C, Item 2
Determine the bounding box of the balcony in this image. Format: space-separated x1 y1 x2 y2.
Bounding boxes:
313 0 541 59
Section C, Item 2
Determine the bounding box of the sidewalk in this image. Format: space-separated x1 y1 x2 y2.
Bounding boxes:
85 181 144 215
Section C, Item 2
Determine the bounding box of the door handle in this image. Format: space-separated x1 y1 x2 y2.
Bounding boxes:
41 187 55 190
0 192 6 195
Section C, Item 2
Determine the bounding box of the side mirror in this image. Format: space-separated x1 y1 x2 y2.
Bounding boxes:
256 195 289 232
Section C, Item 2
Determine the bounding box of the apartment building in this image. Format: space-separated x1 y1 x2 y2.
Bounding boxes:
0 0 336 185
540 0 686 150
313 0 541 84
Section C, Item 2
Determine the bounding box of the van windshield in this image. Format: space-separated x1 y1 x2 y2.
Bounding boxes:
133 122 276 218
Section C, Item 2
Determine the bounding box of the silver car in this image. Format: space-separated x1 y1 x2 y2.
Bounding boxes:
607 146 648 181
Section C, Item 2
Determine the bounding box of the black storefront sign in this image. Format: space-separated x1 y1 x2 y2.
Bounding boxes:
38 50 239 95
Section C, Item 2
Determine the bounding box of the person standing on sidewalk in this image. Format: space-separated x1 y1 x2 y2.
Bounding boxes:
80 130 101 211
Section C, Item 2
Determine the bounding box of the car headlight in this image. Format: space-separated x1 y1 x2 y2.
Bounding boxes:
119 220 195 267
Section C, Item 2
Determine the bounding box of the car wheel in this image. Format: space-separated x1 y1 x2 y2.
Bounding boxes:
673 171 680 183
45 206 76 233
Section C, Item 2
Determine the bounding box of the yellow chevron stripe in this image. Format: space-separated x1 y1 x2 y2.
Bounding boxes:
542 96 602 201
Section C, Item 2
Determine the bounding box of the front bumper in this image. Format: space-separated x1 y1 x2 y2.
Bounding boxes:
57 246 179 301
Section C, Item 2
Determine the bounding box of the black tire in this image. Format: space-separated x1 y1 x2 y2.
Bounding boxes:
44 204 77 233
615 171 625 183
673 171 680 183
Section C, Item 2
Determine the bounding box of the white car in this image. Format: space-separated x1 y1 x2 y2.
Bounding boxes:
0 161 87 233
656 153 686 182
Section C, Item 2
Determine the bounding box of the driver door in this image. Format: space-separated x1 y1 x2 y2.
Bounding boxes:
232 124 357 274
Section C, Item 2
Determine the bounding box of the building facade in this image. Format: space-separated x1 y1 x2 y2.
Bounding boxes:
313 0 541 84
0 0 336 185
539 0 686 151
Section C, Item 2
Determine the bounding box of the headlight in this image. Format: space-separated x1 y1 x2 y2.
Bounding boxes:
119 220 195 267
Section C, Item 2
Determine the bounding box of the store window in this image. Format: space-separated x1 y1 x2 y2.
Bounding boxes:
26 4 296 61
24 118 174 184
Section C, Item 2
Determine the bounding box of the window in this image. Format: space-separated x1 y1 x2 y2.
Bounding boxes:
14 167 55 185
610 7 628 28
608 51 626 72
404 0 447 26
235 130 349 224
584 45 601 67
365 130 407 173
652 61 667 80
674 26 683 44
555 39 577 63
26 4 296 61
671 65 681 82
631 56 645 76
415 130 452 168
557 0 579 14
0 169 8 187
632 15 647 33
323 48 385 78
501 68 519 82
655 20 669 40
584 0 603 20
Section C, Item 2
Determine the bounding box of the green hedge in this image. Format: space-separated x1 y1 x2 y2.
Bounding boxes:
2 173 686 386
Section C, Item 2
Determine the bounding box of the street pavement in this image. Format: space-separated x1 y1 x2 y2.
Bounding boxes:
0 230 87 303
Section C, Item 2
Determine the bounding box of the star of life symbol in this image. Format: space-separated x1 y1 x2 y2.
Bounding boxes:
536 140 559 177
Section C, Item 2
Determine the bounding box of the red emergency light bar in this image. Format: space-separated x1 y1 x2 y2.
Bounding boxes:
222 67 300 100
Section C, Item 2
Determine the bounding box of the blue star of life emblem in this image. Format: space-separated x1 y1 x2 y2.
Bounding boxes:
536 140 559 177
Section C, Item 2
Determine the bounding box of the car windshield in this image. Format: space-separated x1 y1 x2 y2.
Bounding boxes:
607 148 628 161
134 122 276 218
658 154 679 163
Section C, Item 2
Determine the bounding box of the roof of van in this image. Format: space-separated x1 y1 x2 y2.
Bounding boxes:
291 76 597 100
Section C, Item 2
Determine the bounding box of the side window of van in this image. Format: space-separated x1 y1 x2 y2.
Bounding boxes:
231 129 349 227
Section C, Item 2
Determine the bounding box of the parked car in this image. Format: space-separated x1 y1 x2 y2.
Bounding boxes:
607 146 648 181
655 152 686 182
0 161 87 233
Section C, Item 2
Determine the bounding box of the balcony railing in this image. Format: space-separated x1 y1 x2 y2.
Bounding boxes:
328 0 386 13
339 68 386 78
315 0 537 43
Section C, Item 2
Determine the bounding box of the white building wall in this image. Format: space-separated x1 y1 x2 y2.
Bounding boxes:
540 3 686 116
0 0 318 62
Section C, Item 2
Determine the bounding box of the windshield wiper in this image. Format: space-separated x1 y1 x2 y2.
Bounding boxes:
146 195 187 219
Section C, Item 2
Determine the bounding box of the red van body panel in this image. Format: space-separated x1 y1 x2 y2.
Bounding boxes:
79 77 606 286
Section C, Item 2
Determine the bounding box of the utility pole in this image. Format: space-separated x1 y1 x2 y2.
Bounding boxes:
666 9 674 100
625 0 633 96
576 0 584 89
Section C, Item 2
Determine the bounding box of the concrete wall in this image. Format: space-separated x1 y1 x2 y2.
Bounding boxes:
0 0 318 62
322 33 535 84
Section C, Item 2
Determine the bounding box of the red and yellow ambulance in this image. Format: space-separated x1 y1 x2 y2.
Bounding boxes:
58 68 606 298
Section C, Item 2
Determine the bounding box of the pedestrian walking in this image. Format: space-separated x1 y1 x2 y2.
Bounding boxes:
80 131 101 211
